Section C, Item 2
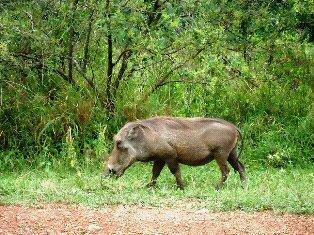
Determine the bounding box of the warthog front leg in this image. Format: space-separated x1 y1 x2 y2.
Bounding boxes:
146 160 165 187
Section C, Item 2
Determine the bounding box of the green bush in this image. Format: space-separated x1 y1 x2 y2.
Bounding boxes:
0 0 313 171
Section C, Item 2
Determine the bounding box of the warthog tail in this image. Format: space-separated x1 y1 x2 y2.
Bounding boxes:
236 128 244 159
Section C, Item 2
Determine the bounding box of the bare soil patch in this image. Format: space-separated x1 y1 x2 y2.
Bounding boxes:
0 204 313 234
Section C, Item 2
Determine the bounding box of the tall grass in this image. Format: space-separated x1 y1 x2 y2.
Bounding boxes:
1 78 312 171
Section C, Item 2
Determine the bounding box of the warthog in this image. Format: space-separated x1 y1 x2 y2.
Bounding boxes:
102 116 247 189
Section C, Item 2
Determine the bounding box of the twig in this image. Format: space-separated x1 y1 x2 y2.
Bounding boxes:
25 11 35 31
12 52 76 85
150 44 207 94
73 59 96 90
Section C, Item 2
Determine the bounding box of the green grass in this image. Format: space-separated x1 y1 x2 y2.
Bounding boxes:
0 163 313 214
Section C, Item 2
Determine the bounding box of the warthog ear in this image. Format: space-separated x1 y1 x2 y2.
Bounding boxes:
127 124 145 139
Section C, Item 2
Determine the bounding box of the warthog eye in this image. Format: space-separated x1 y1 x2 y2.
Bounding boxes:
116 140 126 150
109 168 116 174
116 140 121 148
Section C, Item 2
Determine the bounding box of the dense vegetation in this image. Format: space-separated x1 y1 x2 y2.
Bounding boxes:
0 0 313 171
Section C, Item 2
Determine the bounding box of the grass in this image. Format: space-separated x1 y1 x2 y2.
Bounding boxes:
0 163 313 214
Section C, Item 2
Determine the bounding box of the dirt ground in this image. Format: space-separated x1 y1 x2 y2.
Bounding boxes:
0 204 313 235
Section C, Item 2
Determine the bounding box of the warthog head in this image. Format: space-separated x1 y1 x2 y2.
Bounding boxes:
102 123 149 178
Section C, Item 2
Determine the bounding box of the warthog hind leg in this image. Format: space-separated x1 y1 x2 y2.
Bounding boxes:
227 148 247 188
167 159 184 190
215 156 230 190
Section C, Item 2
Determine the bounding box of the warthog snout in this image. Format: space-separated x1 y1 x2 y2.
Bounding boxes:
102 165 124 179
102 169 115 176
101 167 115 178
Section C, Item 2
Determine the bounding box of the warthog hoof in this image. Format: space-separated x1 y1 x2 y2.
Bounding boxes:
146 181 157 188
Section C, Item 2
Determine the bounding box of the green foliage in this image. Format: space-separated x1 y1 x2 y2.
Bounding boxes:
0 0 313 170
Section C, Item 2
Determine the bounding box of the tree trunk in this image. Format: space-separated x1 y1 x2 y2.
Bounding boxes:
67 0 79 84
82 10 94 74
105 0 115 114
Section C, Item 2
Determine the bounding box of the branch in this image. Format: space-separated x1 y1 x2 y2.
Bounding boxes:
112 50 132 98
147 0 162 26
82 10 94 74
55 69 73 83
123 43 188 74
106 34 113 101
122 0 131 8
209 17 269 51
12 52 76 85
154 79 210 88
68 0 79 81
113 48 132 66
150 45 207 94
25 11 35 31
73 59 96 90
105 0 115 113
162 44 189 56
